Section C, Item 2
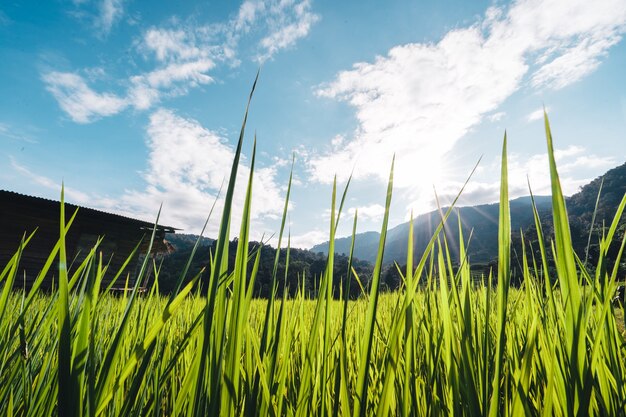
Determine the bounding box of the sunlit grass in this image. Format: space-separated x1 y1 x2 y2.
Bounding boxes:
0 78 625 416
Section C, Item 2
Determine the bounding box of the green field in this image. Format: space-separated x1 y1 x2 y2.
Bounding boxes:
1 91 625 416
2 259 626 416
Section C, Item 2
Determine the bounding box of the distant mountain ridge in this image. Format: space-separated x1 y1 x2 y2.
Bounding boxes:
159 234 373 298
311 161 626 266
311 196 553 264
158 162 625 295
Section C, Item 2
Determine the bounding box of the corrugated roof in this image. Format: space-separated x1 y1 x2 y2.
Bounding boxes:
1 189 178 233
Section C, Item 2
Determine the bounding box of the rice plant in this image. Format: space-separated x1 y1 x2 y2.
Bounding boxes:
0 79 625 416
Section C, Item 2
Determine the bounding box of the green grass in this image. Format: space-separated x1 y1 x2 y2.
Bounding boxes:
0 82 625 416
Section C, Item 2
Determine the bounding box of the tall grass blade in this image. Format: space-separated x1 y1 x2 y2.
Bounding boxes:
353 157 394 417
488 134 510 417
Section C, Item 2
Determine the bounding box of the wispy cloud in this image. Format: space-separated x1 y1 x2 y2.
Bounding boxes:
427 145 616 212
10 157 115 208
0 10 11 26
43 20 220 122
46 0 318 123
488 111 506 122
42 72 127 123
128 60 216 109
11 109 289 237
0 122 39 144
70 0 125 37
96 0 124 35
42 27 218 122
310 0 626 212
256 0 319 62
530 36 620 90
229 0 319 62
141 28 209 62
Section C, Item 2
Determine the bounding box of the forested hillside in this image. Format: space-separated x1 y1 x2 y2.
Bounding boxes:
158 235 373 298
159 162 625 295
314 161 626 286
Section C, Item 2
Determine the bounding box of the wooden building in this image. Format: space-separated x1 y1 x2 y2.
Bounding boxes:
0 190 176 290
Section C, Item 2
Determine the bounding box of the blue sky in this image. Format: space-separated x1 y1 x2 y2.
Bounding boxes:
1 0 625 248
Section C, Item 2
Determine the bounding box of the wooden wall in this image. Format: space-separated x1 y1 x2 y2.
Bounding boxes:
0 190 176 290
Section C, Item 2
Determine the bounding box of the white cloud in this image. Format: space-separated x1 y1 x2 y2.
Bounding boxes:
290 229 328 249
347 204 386 221
42 28 218 121
11 110 288 238
139 60 215 89
257 0 319 62
526 106 550 122
488 111 506 122
310 0 626 213
504 146 602 197
47 1 318 123
530 35 621 89
127 59 216 109
139 1 318 65
141 28 212 63
121 26 221 110
227 0 319 62
313 26 523 188
234 1 266 33
330 134 345 148
96 0 124 35
42 72 128 123
69 0 125 37
426 146 617 212
509 146 616 196
118 109 286 237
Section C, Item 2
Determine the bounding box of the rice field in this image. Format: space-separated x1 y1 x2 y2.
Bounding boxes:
1 81 625 416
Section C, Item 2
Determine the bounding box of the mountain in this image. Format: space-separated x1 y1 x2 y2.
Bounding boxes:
567 161 626 223
165 233 215 248
157 162 625 296
158 234 373 298
311 161 626 267
549 161 626 269
311 196 553 265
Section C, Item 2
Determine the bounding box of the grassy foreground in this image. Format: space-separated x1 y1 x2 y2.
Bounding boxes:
1 80 626 416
